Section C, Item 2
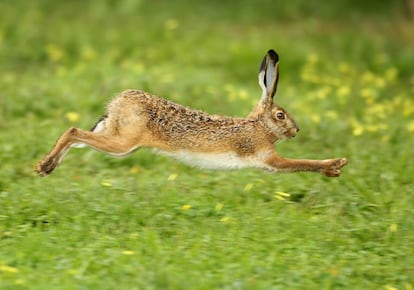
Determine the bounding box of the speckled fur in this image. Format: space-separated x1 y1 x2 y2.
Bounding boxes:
35 50 348 177
107 90 275 154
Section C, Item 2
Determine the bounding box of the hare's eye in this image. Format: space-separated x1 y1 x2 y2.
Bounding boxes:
276 112 285 120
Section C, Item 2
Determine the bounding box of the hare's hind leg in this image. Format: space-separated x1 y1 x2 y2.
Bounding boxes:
35 116 140 176
70 115 107 149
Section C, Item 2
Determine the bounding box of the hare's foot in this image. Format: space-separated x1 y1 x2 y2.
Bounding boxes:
35 155 59 176
321 158 348 177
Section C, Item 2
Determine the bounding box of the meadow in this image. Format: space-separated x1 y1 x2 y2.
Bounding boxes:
1 1 414 289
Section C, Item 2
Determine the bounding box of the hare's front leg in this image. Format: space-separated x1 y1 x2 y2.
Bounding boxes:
319 158 349 177
35 127 139 176
265 154 348 177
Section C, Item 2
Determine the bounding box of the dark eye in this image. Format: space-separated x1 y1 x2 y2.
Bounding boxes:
276 112 285 120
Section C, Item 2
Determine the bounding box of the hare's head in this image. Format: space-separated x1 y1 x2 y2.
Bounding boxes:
249 49 299 140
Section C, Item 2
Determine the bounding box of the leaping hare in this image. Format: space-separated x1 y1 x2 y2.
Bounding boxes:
35 49 348 177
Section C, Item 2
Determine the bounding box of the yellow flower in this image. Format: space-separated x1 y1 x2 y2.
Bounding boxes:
315 86 332 100
403 100 414 117
130 166 140 174
311 114 321 124
67 269 78 275
45 43 65 62
220 216 230 223
407 121 414 133
352 126 364 137
0 265 19 273
360 88 376 99
389 223 398 233
181 204 191 210
238 89 248 100
122 250 135 255
366 103 387 119
275 191 290 197
168 173 178 181
274 191 290 201
101 181 112 187
337 85 350 98
65 112 80 123
361 71 375 83
300 71 311 82
243 183 254 192
215 203 224 211
366 124 388 132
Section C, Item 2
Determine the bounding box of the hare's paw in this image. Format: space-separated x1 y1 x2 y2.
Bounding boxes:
35 155 58 177
322 158 348 177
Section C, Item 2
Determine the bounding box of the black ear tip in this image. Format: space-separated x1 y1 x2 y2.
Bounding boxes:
267 49 279 61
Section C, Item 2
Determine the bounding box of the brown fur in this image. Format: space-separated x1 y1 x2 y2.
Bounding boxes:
35 50 348 177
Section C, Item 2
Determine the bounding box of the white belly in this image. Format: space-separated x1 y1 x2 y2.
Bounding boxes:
154 149 263 170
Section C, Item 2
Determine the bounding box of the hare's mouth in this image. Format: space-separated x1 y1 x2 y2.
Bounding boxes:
286 128 298 138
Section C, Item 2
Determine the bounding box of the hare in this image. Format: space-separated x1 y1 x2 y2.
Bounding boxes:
35 49 348 177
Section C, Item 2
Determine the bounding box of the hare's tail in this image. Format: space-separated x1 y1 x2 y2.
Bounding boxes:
90 114 108 132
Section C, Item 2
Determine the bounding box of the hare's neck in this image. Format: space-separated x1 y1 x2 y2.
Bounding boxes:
254 118 278 144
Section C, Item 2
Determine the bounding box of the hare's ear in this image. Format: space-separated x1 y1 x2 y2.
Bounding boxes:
248 49 280 118
258 49 280 109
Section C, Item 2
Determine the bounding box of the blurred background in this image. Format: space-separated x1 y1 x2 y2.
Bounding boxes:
0 0 412 111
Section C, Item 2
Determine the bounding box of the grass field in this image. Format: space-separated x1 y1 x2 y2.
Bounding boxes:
1 1 414 289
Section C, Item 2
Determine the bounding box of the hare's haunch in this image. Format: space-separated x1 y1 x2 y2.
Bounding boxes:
35 50 348 177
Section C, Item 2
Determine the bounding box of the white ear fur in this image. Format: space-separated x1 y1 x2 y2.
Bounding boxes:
257 49 280 110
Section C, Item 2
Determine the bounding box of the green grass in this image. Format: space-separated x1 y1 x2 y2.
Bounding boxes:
1 0 414 289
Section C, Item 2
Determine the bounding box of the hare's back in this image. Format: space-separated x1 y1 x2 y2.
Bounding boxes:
108 89 268 155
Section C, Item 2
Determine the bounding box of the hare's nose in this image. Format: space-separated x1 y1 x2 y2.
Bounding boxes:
296 127 300 133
